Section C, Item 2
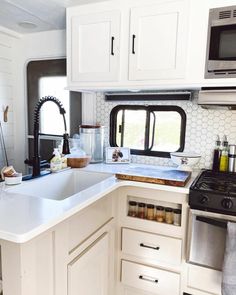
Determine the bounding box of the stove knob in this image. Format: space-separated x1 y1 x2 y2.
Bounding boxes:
221 198 233 210
199 195 209 204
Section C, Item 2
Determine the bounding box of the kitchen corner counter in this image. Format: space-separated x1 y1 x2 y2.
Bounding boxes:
0 163 197 243
80 163 197 191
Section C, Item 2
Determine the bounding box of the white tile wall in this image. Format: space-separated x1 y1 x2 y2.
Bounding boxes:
95 92 236 170
0 32 15 169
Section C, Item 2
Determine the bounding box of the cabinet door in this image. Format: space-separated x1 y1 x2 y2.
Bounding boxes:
68 233 109 295
129 0 187 80
70 11 120 82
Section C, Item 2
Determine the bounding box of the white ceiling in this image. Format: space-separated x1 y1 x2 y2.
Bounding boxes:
0 0 105 34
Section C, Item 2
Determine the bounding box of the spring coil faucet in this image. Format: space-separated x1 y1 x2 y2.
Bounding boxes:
32 96 70 178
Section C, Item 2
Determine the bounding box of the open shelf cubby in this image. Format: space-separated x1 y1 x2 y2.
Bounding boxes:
127 195 182 227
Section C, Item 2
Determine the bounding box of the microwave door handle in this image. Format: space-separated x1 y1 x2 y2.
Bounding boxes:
196 216 227 229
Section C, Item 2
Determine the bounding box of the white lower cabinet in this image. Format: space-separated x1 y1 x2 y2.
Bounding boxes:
68 233 109 295
122 260 180 294
118 187 189 295
0 193 115 295
0 185 222 295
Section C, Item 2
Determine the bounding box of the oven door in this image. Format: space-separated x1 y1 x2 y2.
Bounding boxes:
187 209 236 271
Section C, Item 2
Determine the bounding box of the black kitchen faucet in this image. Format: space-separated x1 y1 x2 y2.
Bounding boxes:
24 96 70 180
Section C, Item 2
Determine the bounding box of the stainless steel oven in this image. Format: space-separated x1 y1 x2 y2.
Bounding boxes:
188 169 236 270
205 5 236 78
187 209 236 271
186 170 236 295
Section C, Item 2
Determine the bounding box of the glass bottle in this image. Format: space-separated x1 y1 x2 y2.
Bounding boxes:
173 209 181 226
146 204 155 220
212 135 221 172
128 201 137 217
165 207 173 224
156 206 165 222
138 203 146 219
219 135 229 172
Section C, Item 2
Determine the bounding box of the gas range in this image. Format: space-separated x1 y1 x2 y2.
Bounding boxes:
189 169 236 216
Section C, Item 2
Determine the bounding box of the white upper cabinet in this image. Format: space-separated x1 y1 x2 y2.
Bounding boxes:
68 10 120 82
67 0 189 90
129 1 187 80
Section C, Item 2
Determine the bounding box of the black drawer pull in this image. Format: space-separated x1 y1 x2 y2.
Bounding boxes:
139 275 158 284
140 243 160 250
132 34 136 54
111 36 115 55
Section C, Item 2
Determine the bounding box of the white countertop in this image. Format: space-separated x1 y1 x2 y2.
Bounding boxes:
0 163 197 244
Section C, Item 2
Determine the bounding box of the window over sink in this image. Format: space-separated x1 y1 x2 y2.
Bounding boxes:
26 58 82 161
110 105 186 158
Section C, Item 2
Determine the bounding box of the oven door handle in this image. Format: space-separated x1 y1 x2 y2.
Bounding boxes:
196 216 227 229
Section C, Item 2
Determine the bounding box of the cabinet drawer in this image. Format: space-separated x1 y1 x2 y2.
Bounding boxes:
121 260 180 294
122 228 182 265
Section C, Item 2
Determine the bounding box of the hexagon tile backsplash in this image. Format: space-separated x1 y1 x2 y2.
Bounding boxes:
94 91 236 170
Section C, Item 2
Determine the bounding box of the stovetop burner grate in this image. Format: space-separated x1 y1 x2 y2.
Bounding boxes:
190 170 236 214
192 170 236 195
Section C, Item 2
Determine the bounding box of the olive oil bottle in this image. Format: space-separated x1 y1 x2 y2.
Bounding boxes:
219 135 229 172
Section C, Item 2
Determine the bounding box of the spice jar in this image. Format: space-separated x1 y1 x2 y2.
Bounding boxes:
146 204 155 220
173 209 181 226
138 203 146 219
128 201 137 217
156 206 165 222
165 207 173 224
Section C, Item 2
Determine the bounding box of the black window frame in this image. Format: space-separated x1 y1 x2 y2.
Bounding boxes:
110 105 186 158
26 58 82 162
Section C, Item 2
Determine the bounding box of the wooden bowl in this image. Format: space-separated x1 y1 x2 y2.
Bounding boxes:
67 156 91 168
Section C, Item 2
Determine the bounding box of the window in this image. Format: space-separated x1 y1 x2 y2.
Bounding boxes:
110 105 186 157
39 76 70 135
27 59 82 161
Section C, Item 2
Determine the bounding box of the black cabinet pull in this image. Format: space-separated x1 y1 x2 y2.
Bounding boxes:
111 36 115 55
140 243 160 250
139 275 158 284
132 34 136 54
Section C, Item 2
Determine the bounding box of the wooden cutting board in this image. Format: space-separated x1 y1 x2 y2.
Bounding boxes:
115 166 191 187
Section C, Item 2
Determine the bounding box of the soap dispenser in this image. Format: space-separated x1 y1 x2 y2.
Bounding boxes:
50 148 62 172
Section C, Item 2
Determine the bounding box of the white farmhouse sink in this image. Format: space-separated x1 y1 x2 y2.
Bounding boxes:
8 169 112 201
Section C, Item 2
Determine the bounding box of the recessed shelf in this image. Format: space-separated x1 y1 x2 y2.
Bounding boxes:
127 195 182 227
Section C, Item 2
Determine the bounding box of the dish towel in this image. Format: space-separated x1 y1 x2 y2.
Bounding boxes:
222 222 236 295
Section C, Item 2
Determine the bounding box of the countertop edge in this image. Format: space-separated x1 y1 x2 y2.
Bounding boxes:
0 164 194 244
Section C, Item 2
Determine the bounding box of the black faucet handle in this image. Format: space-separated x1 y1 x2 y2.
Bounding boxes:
62 133 70 155
24 158 33 166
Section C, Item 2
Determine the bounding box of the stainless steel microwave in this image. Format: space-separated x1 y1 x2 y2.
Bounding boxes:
205 5 236 78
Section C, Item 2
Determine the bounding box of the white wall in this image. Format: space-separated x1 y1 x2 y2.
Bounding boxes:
13 30 66 172
0 30 19 169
